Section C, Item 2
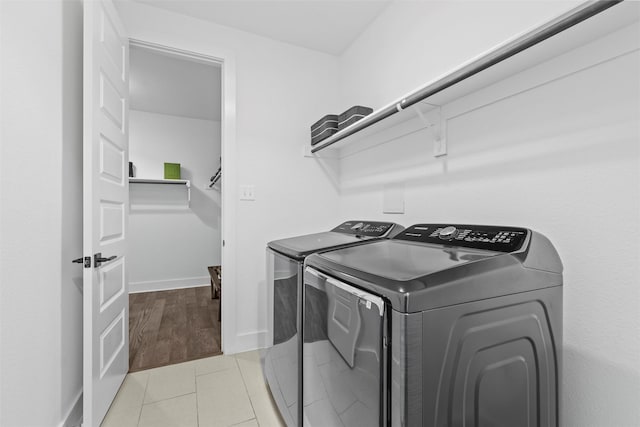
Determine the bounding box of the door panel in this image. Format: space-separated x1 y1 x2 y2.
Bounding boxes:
100 74 124 129
101 11 125 72
99 136 125 184
99 309 126 378
99 258 125 308
83 0 129 425
99 202 125 242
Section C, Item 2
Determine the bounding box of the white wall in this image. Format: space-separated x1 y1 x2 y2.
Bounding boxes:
338 0 583 112
2 1 633 426
116 1 342 353
336 2 640 426
0 1 83 426
129 110 222 292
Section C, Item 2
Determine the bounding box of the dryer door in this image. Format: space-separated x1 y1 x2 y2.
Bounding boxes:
303 267 387 427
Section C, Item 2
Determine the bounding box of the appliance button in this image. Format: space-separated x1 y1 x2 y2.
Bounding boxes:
439 226 457 240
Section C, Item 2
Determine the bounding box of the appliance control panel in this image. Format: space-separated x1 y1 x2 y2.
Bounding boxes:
394 224 528 252
332 221 398 237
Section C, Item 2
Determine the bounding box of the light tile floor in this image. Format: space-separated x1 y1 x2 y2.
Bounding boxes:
102 351 286 427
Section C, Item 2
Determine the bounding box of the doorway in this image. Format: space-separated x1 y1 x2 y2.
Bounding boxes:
126 41 223 371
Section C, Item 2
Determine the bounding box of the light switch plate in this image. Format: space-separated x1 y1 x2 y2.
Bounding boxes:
383 183 404 214
239 185 255 201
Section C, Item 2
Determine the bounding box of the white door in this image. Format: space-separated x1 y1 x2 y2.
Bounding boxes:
83 0 130 425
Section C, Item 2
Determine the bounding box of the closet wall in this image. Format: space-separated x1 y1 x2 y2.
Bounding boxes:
129 110 221 292
335 2 640 426
116 1 343 353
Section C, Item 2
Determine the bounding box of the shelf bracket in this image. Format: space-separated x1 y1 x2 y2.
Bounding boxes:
302 143 314 158
411 102 447 157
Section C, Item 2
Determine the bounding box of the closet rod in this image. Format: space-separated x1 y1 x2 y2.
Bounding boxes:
401 0 621 109
312 0 621 154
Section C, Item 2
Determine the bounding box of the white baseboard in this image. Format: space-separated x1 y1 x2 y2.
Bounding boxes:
59 390 82 427
129 276 209 293
225 329 268 355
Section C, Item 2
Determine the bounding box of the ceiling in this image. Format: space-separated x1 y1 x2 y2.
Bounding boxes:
131 0 392 55
128 1 392 120
130 45 222 121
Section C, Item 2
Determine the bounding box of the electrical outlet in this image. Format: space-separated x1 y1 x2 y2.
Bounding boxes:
433 137 447 157
239 185 256 201
383 183 405 214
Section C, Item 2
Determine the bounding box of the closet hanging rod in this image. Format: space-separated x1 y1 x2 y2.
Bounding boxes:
311 0 621 154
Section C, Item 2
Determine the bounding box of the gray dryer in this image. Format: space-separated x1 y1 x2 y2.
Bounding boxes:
264 221 404 427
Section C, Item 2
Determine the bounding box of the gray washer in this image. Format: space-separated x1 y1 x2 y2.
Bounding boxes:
303 223 562 427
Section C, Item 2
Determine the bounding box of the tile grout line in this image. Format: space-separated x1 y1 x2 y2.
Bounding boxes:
194 363 200 427
143 390 199 407
136 373 151 427
195 366 237 377
139 362 198 409
230 419 259 427
227 356 260 426
235 355 262 427
193 355 254 426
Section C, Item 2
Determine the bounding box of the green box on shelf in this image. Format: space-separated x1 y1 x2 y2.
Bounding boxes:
164 162 181 179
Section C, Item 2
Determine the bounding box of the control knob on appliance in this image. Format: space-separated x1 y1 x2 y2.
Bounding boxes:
351 222 364 231
439 226 457 240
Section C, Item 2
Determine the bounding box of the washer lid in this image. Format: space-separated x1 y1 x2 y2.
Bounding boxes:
306 240 521 312
267 220 403 260
305 224 561 313
268 231 369 260
316 239 497 281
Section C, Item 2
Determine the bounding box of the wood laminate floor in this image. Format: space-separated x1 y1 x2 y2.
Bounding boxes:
129 286 221 372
